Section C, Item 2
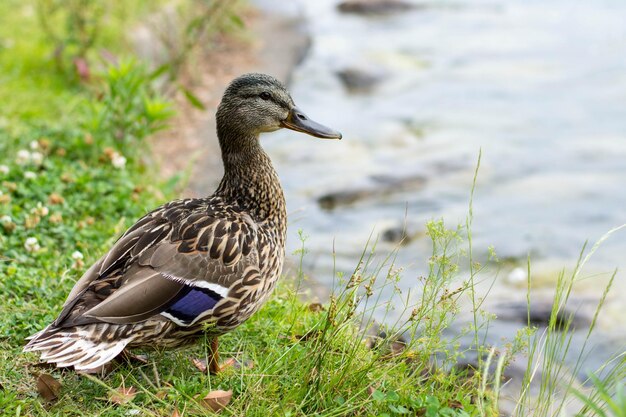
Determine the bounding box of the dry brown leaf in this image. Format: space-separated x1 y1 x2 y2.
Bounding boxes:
199 389 232 412
36 373 61 402
367 385 376 396
109 386 137 405
191 358 208 373
308 303 325 312
220 357 254 371
222 357 237 369
171 409 182 417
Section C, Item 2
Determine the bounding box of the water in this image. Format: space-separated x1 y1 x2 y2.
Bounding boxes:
259 0 626 369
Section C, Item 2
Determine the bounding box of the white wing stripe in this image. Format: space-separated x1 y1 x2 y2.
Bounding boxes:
161 273 230 298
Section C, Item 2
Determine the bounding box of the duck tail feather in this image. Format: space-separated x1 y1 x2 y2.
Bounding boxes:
24 324 132 371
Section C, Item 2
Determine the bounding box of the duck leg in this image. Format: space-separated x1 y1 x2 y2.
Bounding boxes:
208 337 220 374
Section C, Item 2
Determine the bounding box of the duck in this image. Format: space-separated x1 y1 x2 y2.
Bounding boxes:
24 73 342 373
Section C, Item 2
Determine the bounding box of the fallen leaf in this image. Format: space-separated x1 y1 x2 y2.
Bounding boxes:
171 409 181 417
36 373 61 402
155 390 168 400
308 303 325 312
222 358 237 369
109 386 137 405
367 385 376 396
191 357 208 373
221 357 254 370
199 389 232 412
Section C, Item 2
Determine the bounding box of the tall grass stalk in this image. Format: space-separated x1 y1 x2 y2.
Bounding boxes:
511 225 626 416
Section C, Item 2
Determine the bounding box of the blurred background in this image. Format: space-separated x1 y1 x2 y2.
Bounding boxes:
1 0 624 399
251 0 626 374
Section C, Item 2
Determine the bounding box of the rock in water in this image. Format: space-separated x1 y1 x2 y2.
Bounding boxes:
337 0 416 15
336 67 386 93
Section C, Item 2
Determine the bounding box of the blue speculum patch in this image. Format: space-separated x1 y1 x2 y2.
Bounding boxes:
165 286 222 325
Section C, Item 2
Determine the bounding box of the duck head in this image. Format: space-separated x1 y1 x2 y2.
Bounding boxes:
216 73 342 140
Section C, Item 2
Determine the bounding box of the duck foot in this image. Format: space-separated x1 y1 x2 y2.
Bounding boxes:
195 338 250 374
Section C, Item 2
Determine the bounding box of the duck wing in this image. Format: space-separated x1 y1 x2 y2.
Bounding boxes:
54 198 259 328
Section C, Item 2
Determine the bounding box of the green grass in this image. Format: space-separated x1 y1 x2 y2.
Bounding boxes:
0 0 169 124
0 120 491 415
1 1 624 416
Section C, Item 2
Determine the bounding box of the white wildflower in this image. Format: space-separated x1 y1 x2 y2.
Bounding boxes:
24 237 40 253
31 202 49 216
1 215 15 232
24 171 37 180
30 140 40 150
71 250 85 269
0 165 8 175
30 151 44 166
16 149 31 165
15 149 43 166
111 152 127 169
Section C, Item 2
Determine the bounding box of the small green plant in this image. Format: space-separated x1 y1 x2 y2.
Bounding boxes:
37 0 105 76
508 225 626 417
153 0 245 83
572 373 626 417
371 388 472 417
86 59 174 149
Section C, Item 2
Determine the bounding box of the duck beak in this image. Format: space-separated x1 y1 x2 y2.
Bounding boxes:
281 107 342 139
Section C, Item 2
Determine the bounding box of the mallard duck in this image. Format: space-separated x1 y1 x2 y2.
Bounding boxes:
24 73 341 372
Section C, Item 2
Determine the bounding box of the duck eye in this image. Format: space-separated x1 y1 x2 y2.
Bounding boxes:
259 92 271 100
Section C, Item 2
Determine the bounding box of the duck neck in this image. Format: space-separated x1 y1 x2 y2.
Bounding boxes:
215 126 286 228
